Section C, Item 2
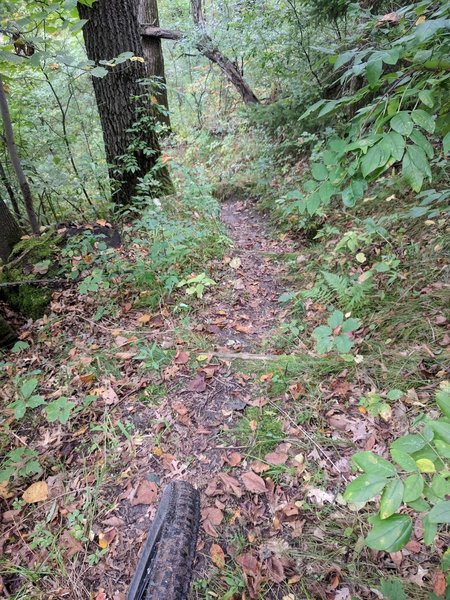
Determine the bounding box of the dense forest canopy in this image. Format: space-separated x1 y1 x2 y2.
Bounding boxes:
0 1 449 599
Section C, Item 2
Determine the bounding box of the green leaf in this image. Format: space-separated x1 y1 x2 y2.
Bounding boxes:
387 389 403 401
436 388 450 418
343 473 388 503
409 129 434 159
21 379 39 399
423 514 437 545
311 163 328 181
318 182 336 203
384 132 405 162
390 449 417 473
391 434 426 454
407 498 430 512
90 66 109 78
313 325 332 339
334 334 353 353
443 131 450 155
390 112 413 136
380 479 404 519
403 473 424 502
379 579 407 600
342 318 360 333
411 109 435 133
366 58 383 85
11 341 30 353
328 310 344 329
45 397 75 424
365 514 412 552
361 142 390 177
402 145 431 192
306 192 321 215
418 90 434 108
431 474 450 499
428 500 450 524
431 420 450 444
434 439 450 459
316 335 333 354
352 451 397 477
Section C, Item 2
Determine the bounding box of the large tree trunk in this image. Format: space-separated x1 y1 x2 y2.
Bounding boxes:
0 313 16 347
0 76 39 234
77 0 173 205
0 159 21 220
138 0 171 129
0 196 23 262
141 0 259 106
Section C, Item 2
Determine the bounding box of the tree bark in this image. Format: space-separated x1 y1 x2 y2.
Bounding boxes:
140 1 260 106
0 195 23 262
0 76 39 234
0 313 16 347
0 159 21 220
77 0 173 205
138 0 171 129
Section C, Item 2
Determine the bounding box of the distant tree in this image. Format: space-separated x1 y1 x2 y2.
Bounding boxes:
138 0 171 129
78 0 173 205
0 76 39 234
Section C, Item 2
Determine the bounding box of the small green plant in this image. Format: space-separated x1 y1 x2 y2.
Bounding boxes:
0 447 41 481
8 378 45 420
344 385 450 552
312 310 360 354
360 389 404 421
134 342 170 371
45 396 76 424
11 341 30 354
177 272 216 299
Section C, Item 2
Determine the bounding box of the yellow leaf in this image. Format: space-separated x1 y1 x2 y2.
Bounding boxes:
130 56 145 62
416 15 426 25
98 533 109 549
196 354 210 362
416 458 435 473
138 314 151 324
210 543 225 569
0 481 14 500
150 95 159 104
22 481 49 503
152 446 164 457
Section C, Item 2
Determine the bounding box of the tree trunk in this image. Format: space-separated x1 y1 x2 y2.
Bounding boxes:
0 313 16 347
140 1 260 106
0 195 23 262
0 76 39 234
77 0 173 205
0 159 21 220
190 0 259 105
138 0 171 129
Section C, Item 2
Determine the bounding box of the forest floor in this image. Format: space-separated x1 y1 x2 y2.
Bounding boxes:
0 196 447 600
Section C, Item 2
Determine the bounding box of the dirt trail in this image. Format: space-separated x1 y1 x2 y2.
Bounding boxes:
107 199 298 597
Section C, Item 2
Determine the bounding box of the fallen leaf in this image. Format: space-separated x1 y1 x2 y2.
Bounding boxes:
186 373 207 393
265 555 284 583
131 480 158 505
210 543 225 569
241 471 266 494
289 382 305 399
230 257 241 269
307 488 334 506
433 571 446 597
226 452 242 467
22 481 48 503
202 507 223 536
376 11 400 25
102 516 125 527
98 527 117 549
174 350 190 364
265 452 288 465
137 314 151 324
218 473 243 497
0 481 14 500
60 530 83 558
234 323 253 333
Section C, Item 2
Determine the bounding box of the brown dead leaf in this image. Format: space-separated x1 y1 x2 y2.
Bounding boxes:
98 527 117 549
218 473 243 497
174 350 190 364
137 314 151 324
80 373 95 385
22 481 48 503
131 480 158 505
186 373 207 393
60 530 83 558
265 452 288 465
102 516 125 527
376 12 400 25
433 572 446 597
3 509 21 523
0 481 14 500
115 351 136 360
241 471 266 494
47 475 64 499
234 323 253 334
289 382 305 399
210 543 226 569
202 506 223 537
265 555 285 583
226 452 242 467
251 460 270 473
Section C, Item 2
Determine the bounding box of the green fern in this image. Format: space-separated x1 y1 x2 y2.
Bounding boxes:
301 270 373 312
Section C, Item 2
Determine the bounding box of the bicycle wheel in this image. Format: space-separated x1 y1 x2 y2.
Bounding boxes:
127 480 200 600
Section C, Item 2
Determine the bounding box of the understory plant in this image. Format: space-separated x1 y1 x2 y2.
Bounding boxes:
344 385 450 552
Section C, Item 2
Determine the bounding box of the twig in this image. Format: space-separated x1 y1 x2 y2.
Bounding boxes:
0 278 64 288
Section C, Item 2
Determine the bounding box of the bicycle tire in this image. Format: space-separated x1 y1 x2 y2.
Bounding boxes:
127 480 200 600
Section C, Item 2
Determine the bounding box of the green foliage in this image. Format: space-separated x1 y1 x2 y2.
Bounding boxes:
312 309 360 354
344 385 450 551
302 270 373 312
177 272 216 299
0 447 41 482
8 378 45 420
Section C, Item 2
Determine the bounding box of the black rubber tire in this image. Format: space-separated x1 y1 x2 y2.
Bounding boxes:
127 481 200 600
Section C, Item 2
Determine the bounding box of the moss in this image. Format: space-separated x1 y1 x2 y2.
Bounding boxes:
0 230 60 319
